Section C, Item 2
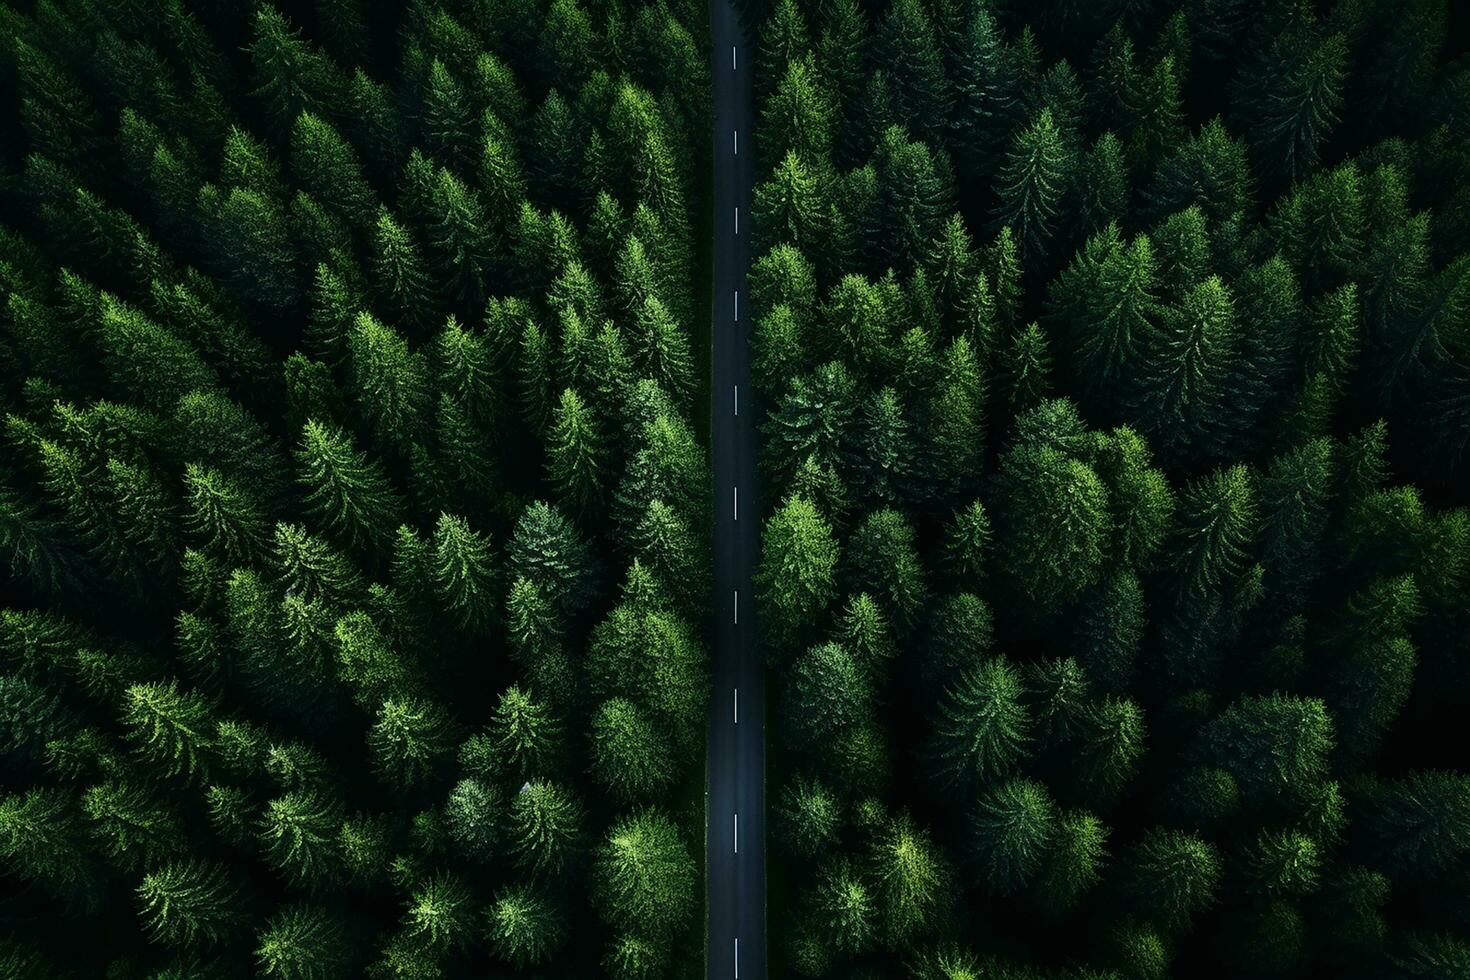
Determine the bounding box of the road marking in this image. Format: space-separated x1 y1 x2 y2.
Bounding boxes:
734 687 738 723
735 937 739 978
734 812 739 853
734 290 739 322
733 129 738 155
732 45 737 70
734 384 739 416
733 590 738 625
734 206 739 235
733 485 738 521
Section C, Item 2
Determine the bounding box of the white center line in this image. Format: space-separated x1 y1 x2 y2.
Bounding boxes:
733 590 738 625
732 45 737 70
735 937 740 979
734 206 739 235
733 290 739 322
733 485 738 521
734 812 739 853
734 687 739 724
734 384 739 416
733 129 738 155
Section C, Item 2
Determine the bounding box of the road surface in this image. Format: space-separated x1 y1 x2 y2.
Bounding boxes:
707 1 764 977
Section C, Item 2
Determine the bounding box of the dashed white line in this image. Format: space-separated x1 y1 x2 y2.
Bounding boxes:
735 937 740 979
734 687 739 724
733 129 738 155
734 812 739 853
732 45 737 70
735 205 739 235
733 485 738 521
733 290 739 322
734 384 739 416
733 590 739 625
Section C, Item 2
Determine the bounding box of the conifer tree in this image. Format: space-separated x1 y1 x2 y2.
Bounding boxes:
590 808 696 940
137 857 242 948
929 656 1031 792
0 787 100 909
1121 828 1220 933
756 495 839 648
258 789 344 890
590 697 677 803
992 109 1076 261
368 697 458 792
867 812 951 949
255 903 352 980
970 777 1058 895
508 780 583 878
545 388 604 515
486 883 564 968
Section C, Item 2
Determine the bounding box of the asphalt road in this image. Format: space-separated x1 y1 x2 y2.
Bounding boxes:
706 1 764 977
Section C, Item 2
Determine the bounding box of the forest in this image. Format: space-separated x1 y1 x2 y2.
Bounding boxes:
5 0 1470 978
0 0 713 977
748 0 1470 977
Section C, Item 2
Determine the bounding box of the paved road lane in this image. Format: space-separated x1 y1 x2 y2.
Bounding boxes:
707 2 764 977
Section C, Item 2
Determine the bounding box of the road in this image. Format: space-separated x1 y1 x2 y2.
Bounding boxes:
706 0 764 978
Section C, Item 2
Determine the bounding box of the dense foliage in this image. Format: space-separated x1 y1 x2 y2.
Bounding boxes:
0 0 711 976
750 0 1470 977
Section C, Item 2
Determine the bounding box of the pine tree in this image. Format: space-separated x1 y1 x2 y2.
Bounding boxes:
295 419 402 557
1359 771 1470 881
867 812 951 948
787 641 873 744
545 388 604 515
507 500 592 617
756 495 839 648
590 808 696 939
811 856 876 956
1245 31 1347 180
759 0 810 103
590 697 677 803
508 780 583 878
291 112 375 228
970 777 1058 895
1031 809 1108 916
929 656 1030 792
1197 694 1333 806
368 697 458 792
258 789 344 889
370 209 437 335
0 787 100 909
775 774 842 860
1072 697 1147 808
949 5 1012 174
994 439 1110 615
348 312 431 450
486 684 565 781
81 779 184 873
1130 275 1239 464
255 902 352 980
425 167 495 304
137 858 243 948
1122 829 1220 932
865 127 951 275
845 508 927 631
877 0 950 146
762 55 838 168
400 871 475 958
486 883 565 968
122 680 216 784
992 109 1076 261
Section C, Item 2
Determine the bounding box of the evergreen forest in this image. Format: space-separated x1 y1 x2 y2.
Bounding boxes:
5 0 1470 978
748 0 1470 977
0 0 713 976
